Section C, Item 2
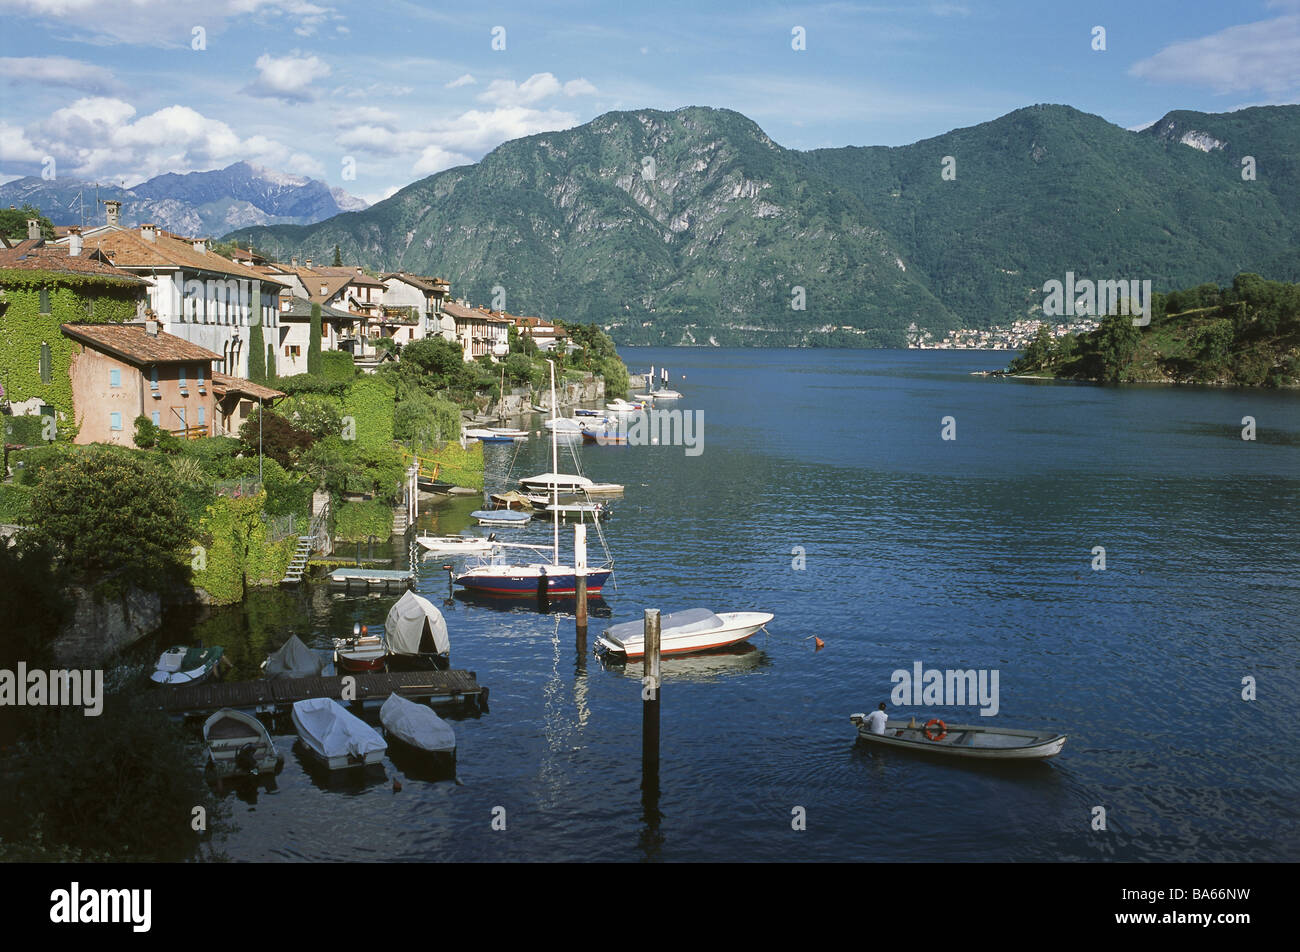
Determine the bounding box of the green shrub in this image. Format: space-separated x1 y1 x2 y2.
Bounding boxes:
340 375 395 451
334 497 393 542
279 392 344 438
424 439 483 490
11 444 69 486
322 350 356 382
2 414 46 446
394 389 461 444
0 483 34 523
275 373 350 397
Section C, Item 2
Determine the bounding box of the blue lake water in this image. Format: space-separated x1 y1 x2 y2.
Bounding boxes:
178 347 1300 862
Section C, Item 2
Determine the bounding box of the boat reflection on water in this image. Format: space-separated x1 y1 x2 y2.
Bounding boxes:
452 588 614 618
289 738 391 792
596 641 771 682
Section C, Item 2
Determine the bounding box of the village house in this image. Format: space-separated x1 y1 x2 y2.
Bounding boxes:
283 261 388 358
380 272 454 345
508 313 568 352
210 372 286 437
274 292 354 376
442 300 510 361
60 321 220 445
57 207 290 379
0 221 148 427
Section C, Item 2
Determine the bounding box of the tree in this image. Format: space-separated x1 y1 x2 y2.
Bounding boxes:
308 303 323 374
0 204 55 241
1094 312 1142 382
22 446 192 587
238 407 316 468
248 320 266 384
266 342 277 382
333 244 343 267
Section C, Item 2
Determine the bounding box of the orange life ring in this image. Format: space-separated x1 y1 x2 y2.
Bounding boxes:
924 718 948 741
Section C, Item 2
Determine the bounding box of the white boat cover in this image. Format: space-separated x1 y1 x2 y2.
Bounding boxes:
264 634 325 679
385 590 450 657
380 693 456 753
606 608 723 645
293 698 386 761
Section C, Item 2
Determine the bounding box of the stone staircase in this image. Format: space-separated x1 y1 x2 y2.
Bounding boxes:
392 505 408 535
282 495 331 585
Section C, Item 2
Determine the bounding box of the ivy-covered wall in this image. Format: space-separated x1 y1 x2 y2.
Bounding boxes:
190 492 296 604
0 270 142 417
341 374 395 450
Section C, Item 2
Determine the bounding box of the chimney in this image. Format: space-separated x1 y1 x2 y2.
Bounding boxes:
305 257 312 269
68 227 83 257
26 219 40 240
145 319 159 336
192 237 206 254
104 200 121 227
141 223 156 242
290 256 299 268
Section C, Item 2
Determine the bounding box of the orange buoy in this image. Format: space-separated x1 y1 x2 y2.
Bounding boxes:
924 718 947 741
814 637 825 650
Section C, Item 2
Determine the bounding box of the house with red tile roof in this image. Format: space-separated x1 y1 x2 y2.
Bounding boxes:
442 300 510 361
61 321 221 445
59 219 291 380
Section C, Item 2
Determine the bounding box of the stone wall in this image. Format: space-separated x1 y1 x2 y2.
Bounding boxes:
49 584 163 667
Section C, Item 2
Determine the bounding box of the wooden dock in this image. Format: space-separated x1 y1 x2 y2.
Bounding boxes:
153 670 488 717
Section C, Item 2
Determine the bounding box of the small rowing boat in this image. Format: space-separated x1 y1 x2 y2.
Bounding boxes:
203 708 283 784
848 716 1067 760
471 509 530 527
292 697 387 770
380 693 456 758
415 534 498 554
598 609 774 659
150 644 224 686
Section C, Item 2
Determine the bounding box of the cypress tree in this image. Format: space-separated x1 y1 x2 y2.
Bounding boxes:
308 302 323 375
266 343 277 381
332 244 342 267
248 321 266 383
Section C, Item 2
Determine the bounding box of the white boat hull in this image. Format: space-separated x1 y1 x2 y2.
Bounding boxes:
415 535 497 555
599 611 773 659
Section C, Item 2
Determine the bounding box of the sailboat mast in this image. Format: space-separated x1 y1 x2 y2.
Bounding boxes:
548 359 559 563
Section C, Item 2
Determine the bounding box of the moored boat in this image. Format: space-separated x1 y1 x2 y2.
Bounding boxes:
518 471 593 494
415 534 498 555
262 634 325 679
597 609 773 659
333 624 387 673
385 590 450 671
848 716 1067 760
291 697 387 770
380 693 456 758
203 708 283 783
150 644 224 686
471 509 531 527
489 490 548 510
537 501 608 521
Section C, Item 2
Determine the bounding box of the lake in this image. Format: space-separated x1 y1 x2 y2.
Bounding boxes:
162 347 1300 862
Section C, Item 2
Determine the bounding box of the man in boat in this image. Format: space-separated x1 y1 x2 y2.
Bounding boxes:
864 702 888 735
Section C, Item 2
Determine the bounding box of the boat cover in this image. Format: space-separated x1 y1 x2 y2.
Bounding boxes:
380 693 456 753
385 590 450 657
264 634 326 679
293 698 386 760
606 608 723 645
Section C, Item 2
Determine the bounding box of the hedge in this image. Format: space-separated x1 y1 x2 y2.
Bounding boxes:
322 351 355 382
341 375 395 451
0 484 34 523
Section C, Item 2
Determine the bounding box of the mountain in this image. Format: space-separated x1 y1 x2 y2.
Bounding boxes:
0 162 368 239
222 105 1300 347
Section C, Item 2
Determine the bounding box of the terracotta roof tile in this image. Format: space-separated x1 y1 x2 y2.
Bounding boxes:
0 244 148 283
83 228 289 287
211 372 285 401
61 322 222 364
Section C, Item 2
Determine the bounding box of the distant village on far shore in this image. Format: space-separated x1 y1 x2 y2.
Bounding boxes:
908 316 1101 350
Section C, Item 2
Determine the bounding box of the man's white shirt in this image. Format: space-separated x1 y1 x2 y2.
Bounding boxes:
865 710 888 735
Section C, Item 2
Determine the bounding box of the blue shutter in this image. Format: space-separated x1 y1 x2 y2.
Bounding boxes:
151 411 160 426
110 412 122 431
110 368 121 387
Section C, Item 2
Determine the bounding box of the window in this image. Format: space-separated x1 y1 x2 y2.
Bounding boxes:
177 407 186 427
285 345 301 357
150 365 159 393
179 366 187 387
197 365 205 389
110 368 121 388
39 342 51 384
151 411 160 426
197 406 205 425
38 287 50 315
110 412 122 431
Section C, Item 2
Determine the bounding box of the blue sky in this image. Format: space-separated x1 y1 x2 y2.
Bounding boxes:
1 0 1296 204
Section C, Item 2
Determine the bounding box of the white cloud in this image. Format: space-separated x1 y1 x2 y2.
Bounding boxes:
446 73 476 89
359 184 402 205
12 96 323 183
1129 14 1300 95
0 0 343 47
244 51 331 102
412 146 473 175
0 55 117 93
477 72 597 107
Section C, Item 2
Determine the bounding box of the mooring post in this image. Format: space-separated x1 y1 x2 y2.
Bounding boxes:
574 523 588 637
642 608 661 782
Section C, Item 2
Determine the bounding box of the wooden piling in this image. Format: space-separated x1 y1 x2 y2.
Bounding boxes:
642 608 661 780
574 524 588 636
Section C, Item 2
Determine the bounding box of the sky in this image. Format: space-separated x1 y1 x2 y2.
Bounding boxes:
0 0 1297 205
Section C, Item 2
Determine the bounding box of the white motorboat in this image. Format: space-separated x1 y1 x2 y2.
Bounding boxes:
380 693 456 757
848 716 1067 760
415 534 498 555
471 509 531 527
651 388 682 400
598 609 774 659
519 471 593 494
385 590 450 671
291 697 387 770
464 427 528 442
150 644 224 686
538 501 608 521
605 398 646 413
333 624 387 673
